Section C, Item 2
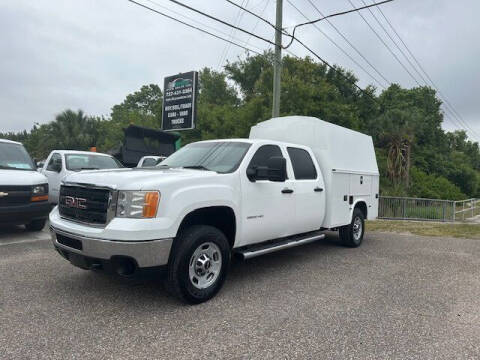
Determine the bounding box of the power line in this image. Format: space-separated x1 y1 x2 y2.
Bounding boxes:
358 0 478 138
130 0 478 139
360 0 429 85
293 36 378 101
143 0 264 53
372 2 480 139
284 0 394 49
347 0 421 87
357 0 469 132
243 0 271 49
286 0 386 89
165 0 276 46
226 0 276 31
304 0 391 87
127 0 262 55
221 0 385 94
218 0 250 69
131 0 403 110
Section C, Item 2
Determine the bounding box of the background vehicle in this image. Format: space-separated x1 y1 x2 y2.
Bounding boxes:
49 116 379 303
137 155 166 167
41 150 123 204
108 125 180 167
0 139 50 231
36 160 46 171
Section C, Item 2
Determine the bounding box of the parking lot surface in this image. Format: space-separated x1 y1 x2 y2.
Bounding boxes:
1 225 480 359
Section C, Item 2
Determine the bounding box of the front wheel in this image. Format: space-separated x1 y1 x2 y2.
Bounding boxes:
339 208 365 247
167 225 230 304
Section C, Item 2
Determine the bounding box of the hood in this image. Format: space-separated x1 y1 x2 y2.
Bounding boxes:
0 169 48 186
62 167 218 190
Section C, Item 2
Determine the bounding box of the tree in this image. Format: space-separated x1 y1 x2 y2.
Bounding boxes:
111 84 163 122
2 52 480 200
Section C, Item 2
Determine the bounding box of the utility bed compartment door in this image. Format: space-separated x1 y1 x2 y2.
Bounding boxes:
350 174 371 196
329 173 351 227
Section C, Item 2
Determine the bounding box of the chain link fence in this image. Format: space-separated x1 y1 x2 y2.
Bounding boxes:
378 196 480 222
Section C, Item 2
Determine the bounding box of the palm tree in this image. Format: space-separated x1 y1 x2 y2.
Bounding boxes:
379 110 415 187
49 110 98 150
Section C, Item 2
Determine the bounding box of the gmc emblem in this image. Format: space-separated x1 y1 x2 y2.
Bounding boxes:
64 196 87 209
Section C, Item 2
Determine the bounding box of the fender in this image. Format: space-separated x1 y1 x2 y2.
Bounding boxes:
350 198 369 221
166 183 241 239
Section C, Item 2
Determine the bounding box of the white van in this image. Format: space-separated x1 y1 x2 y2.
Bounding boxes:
0 139 50 231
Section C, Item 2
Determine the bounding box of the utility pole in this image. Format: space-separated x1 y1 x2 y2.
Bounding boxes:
272 0 283 118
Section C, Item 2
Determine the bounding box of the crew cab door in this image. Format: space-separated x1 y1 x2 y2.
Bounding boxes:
286 146 326 234
42 153 63 204
239 144 295 247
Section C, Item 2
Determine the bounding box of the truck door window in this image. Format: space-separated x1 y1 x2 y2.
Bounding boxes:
287 147 317 180
248 145 282 170
46 153 62 171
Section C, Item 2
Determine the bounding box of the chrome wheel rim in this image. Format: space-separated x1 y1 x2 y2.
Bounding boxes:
353 217 363 241
189 242 222 290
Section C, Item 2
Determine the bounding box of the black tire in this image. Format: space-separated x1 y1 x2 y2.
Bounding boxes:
339 208 365 248
25 219 47 232
167 225 231 304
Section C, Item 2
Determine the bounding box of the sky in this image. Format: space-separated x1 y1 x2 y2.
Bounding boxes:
1 0 479 140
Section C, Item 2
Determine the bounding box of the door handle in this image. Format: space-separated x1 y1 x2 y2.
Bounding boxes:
281 188 294 194
314 187 323 192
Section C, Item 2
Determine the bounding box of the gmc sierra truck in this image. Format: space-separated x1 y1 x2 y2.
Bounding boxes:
49 116 379 303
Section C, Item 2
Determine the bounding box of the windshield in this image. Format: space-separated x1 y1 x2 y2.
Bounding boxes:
0 142 36 170
160 141 251 173
66 154 123 171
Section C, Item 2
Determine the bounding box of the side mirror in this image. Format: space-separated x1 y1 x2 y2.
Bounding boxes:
247 157 287 182
267 156 287 182
247 166 269 182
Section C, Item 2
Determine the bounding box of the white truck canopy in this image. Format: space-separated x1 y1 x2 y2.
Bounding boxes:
250 116 379 228
249 116 379 175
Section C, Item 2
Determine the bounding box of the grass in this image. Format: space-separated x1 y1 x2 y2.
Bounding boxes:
366 220 480 239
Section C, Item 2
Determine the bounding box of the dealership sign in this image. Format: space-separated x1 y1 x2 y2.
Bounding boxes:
162 71 198 131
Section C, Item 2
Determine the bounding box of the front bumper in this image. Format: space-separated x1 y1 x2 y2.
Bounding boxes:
0 201 50 224
50 226 173 268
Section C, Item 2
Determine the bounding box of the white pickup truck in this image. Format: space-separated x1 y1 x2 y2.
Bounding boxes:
41 150 123 204
50 116 379 303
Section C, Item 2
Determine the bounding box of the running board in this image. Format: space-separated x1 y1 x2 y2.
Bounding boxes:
236 232 326 260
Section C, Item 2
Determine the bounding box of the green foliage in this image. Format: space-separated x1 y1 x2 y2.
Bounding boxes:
1 52 479 201
409 167 466 200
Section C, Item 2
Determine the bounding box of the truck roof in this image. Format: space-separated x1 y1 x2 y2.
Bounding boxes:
196 138 310 149
0 138 22 145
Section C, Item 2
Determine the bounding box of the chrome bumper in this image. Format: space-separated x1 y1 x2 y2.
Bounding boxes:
50 226 173 268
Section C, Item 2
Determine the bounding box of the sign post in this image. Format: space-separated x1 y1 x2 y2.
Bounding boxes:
162 71 198 131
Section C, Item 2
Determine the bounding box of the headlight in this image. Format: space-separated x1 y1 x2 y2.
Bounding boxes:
116 191 160 218
33 184 48 195
31 184 49 202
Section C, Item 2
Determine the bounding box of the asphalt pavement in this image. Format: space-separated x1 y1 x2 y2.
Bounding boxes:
1 224 480 359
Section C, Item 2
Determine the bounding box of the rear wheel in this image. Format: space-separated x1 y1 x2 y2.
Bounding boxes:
25 219 46 232
167 225 230 304
339 208 365 247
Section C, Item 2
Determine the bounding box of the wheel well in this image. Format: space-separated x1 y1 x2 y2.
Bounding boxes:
355 201 368 219
177 206 236 248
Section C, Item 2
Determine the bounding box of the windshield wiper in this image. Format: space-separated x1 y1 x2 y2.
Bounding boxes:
182 165 213 171
78 167 100 170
